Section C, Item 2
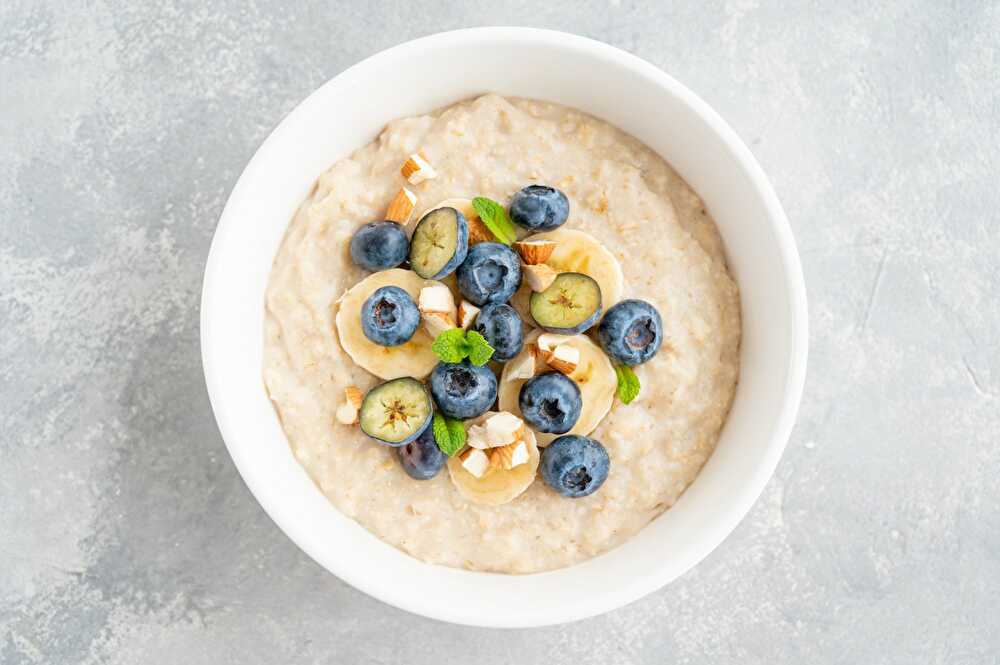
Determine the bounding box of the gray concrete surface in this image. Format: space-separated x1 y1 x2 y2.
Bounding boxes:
2 1 998 663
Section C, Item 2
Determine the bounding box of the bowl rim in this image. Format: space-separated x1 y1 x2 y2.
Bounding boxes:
201 26 808 626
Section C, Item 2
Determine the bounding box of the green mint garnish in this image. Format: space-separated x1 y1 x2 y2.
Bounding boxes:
472 196 518 245
432 412 465 457
445 417 466 451
431 328 468 363
465 330 495 366
431 328 494 366
615 365 641 404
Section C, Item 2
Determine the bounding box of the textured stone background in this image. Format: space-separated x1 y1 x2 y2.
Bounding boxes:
3 1 999 663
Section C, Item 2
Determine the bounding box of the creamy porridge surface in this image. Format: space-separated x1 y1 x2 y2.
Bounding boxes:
263 94 740 573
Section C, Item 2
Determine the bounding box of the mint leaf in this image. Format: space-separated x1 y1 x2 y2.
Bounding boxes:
444 418 466 453
472 196 517 245
432 328 493 366
465 330 495 366
432 413 465 457
432 328 469 363
615 365 641 404
431 413 454 454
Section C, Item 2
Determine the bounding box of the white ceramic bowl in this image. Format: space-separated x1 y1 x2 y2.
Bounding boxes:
201 27 807 627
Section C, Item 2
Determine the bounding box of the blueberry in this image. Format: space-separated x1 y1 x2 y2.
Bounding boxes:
518 372 582 434
359 377 433 447
597 299 664 365
350 221 409 271
361 286 420 347
409 207 469 279
397 426 447 479
508 185 570 231
430 361 498 420
540 435 610 498
529 272 602 335
473 303 524 361
456 242 522 306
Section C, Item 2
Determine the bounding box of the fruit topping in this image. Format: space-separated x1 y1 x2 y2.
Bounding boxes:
447 423 540 505
597 299 664 366
529 272 602 334
429 361 498 420
456 242 522 306
509 185 569 231
409 207 469 280
518 371 582 435
472 302 524 362
359 377 433 447
361 285 420 347
499 330 616 447
349 220 409 271
539 434 610 498
398 426 447 480
335 269 439 380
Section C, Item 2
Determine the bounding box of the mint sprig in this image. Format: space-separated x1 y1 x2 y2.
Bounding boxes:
472 196 518 245
432 412 466 457
431 328 495 366
615 365 641 404
431 329 468 363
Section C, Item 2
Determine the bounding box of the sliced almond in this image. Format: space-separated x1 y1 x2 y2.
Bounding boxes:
335 400 359 425
401 153 437 185
344 386 363 410
422 311 456 338
467 412 523 449
513 239 557 265
546 343 580 375
536 332 577 354
418 284 457 337
459 448 490 478
504 345 537 381
385 187 417 224
457 300 480 330
489 440 529 471
418 283 456 315
523 263 558 292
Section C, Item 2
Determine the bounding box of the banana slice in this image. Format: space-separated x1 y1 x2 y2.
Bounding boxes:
510 228 624 325
422 198 493 245
498 329 617 446
334 269 441 380
447 415 540 506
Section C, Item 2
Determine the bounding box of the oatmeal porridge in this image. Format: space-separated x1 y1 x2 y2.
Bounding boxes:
262 94 740 574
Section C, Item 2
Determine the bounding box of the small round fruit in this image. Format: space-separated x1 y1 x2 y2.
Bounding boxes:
597 299 664 365
409 207 469 279
361 285 420 347
350 221 409 271
519 372 582 434
429 361 498 420
473 303 524 361
397 426 447 480
529 272 602 334
359 377 433 447
509 185 570 231
540 435 610 498
456 242 522 306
